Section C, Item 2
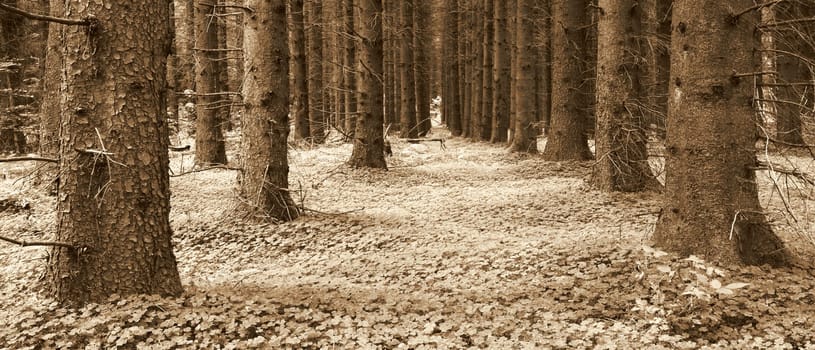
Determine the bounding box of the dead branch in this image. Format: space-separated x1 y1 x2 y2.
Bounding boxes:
753 160 815 186
169 145 191 152
300 206 365 216
0 234 75 249
731 1 783 19
403 138 447 150
0 3 94 26
0 156 58 163
170 165 241 177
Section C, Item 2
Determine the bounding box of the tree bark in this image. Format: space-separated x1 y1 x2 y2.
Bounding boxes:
194 0 227 165
652 0 788 266
240 0 300 221
39 0 64 156
50 0 183 305
343 0 357 138
414 0 432 137
306 0 326 143
399 0 418 139
542 0 592 160
348 0 387 169
593 0 654 192
478 0 494 141
445 0 462 136
491 0 510 143
291 0 310 140
773 1 811 145
510 0 538 153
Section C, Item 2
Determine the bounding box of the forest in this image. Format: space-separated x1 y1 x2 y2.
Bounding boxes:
1 0 815 348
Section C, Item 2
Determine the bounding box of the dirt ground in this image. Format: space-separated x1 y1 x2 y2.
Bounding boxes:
2 128 815 349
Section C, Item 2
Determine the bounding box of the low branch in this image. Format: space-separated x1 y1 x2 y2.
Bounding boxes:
731 0 782 19
753 160 815 186
0 234 75 249
0 3 94 26
170 165 240 177
0 156 58 163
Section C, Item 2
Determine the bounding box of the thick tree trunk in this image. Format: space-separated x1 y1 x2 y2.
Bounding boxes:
240 0 300 221
491 0 510 143
348 0 387 169
414 0 432 137
50 0 183 305
291 0 310 140
593 0 654 192
306 0 326 143
399 0 418 139
195 0 227 165
510 0 538 153
652 0 788 266
542 0 592 160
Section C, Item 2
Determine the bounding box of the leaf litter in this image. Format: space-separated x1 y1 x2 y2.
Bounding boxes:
1 129 815 349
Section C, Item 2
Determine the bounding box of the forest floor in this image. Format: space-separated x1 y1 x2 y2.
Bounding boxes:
2 127 815 349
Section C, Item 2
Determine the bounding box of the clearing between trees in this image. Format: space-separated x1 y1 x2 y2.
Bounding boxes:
2 130 815 349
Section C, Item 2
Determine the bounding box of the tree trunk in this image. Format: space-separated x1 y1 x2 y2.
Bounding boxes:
593 0 654 192
542 0 592 160
460 2 472 139
215 1 231 131
773 2 810 145
306 0 326 143
652 0 788 266
0 0 25 154
39 0 64 156
226 0 245 130
50 0 183 305
478 0 494 140
533 0 551 137
491 0 510 143
291 0 310 140
399 0 418 138
195 0 227 165
175 0 196 95
445 0 463 136
414 0 432 137
240 0 300 221
343 0 357 138
348 0 387 169
508 0 517 143
510 0 538 153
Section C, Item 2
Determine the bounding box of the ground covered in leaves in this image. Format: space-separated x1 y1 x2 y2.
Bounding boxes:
2 129 815 349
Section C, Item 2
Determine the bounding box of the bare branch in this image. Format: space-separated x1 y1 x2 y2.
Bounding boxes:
0 234 75 249
0 3 94 26
0 156 58 163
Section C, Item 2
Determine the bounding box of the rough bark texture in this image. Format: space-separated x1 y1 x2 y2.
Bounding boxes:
542 0 593 160
50 0 183 305
444 0 462 136
348 0 387 169
593 0 654 192
652 0 788 266
414 0 432 137
194 0 227 165
510 0 538 153
226 0 245 128
460 3 472 139
469 1 483 141
491 0 510 143
383 1 397 130
533 0 550 136
306 0 326 143
399 0 418 139
291 0 310 140
240 0 300 221
175 0 196 94
39 0 64 156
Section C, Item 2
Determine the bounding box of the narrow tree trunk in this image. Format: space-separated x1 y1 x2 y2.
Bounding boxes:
51 0 183 305
349 0 387 169
533 0 551 136
479 0 494 140
343 0 357 138
414 0 432 137
399 0 418 138
510 0 538 153
306 0 326 143
195 0 227 165
508 0 517 143
445 0 462 136
291 0 310 140
215 1 231 131
240 0 300 221
541 0 592 160
774 2 809 145
652 0 788 266
226 0 245 129
460 2 472 138
491 0 510 143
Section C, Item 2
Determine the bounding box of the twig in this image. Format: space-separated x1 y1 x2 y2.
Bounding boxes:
731 0 782 19
300 207 365 216
0 3 94 26
170 165 240 177
0 156 58 163
753 160 815 186
0 234 75 249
